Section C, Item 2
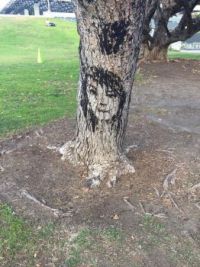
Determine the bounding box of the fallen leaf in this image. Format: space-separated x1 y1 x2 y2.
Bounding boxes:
113 214 119 220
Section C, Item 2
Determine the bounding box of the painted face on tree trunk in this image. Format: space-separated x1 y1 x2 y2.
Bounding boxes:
87 77 120 120
85 67 126 121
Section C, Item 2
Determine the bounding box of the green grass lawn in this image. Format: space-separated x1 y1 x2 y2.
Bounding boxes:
0 17 79 136
168 50 200 60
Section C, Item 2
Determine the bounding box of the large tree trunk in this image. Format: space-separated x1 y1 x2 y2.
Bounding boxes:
140 43 169 61
60 0 146 187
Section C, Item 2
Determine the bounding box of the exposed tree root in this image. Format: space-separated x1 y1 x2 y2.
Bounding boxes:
46 145 60 151
139 201 146 214
85 156 135 188
153 187 160 198
190 183 200 191
0 165 5 172
194 203 200 211
138 201 167 219
20 190 72 218
123 197 136 212
167 192 185 215
161 169 177 197
0 149 15 156
59 141 78 164
125 144 138 154
60 142 135 188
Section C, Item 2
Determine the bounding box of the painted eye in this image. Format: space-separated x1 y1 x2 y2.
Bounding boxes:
89 86 97 95
106 90 117 97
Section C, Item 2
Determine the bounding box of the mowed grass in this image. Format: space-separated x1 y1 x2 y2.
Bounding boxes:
168 50 200 60
0 17 79 136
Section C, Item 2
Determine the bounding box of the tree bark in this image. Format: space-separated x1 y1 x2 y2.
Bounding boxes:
60 0 146 187
141 43 169 61
141 0 200 62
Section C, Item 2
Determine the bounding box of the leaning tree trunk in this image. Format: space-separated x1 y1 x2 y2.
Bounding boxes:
140 43 169 61
60 0 146 188
141 12 171 62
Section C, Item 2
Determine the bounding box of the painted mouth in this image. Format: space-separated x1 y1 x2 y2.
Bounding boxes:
98 109 110 113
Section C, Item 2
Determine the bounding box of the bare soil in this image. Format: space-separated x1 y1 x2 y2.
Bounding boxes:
0 60 200 267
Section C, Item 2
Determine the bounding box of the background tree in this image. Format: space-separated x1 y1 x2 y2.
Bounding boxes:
46 0 51 13
141 0 200 61
60 0 146 188
0 0 74 15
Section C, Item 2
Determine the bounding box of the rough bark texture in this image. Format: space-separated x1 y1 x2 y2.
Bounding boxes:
60 0 146 187
141 43 169 61
141 0 200 61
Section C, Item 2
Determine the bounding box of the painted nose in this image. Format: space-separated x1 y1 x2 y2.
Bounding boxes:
99 93 106 105
99 102 107 106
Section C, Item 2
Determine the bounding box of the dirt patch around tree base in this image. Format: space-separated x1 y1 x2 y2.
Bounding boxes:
0 61 200 267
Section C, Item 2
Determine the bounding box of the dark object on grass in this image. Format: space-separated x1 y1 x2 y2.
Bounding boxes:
46 20 56 27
